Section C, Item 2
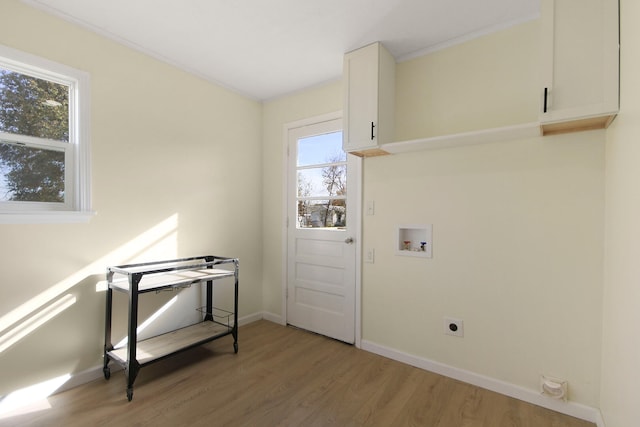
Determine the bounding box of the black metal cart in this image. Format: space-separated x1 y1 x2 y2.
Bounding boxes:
103 255 239 401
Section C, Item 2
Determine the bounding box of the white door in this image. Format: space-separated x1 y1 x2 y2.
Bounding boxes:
286 116 357 343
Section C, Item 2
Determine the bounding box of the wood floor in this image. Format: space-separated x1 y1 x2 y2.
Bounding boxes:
1 320 594 427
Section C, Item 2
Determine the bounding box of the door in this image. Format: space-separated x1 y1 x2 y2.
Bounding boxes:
286 116 357 343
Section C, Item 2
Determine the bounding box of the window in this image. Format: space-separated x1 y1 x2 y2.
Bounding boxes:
0 44 91 223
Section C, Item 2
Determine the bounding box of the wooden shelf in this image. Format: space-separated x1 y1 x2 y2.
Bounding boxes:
110 268 235 293
541 114 616 136
108 321 231 365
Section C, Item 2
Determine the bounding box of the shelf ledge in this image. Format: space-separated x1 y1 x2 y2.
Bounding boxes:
381 122 541 154
108 321 232 366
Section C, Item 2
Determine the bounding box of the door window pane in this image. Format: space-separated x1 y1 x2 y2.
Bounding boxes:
297 199 347 229
297 165 346 198
297 132 345 167
296 131 347 229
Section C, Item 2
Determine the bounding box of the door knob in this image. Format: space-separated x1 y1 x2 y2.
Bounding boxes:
344 237 354 244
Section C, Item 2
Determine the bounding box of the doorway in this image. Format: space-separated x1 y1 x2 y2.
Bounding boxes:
284 113 360 344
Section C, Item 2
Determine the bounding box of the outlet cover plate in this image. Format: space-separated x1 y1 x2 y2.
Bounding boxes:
444 317 464 337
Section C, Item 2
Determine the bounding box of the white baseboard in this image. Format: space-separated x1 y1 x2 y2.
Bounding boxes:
54 364 122 395
261 311 284 325
361 339 604 426
237 311 264 326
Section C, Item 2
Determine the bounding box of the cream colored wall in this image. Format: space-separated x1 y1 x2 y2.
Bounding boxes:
363 132 604 406
601 0 640 425
365 14 604 408
395 20 540 141
261 81 343 317
0 1 262 396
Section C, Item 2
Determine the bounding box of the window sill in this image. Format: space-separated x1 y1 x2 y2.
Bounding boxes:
0 210 96 224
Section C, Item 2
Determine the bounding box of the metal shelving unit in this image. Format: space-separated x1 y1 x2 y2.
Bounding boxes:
103 255 239 401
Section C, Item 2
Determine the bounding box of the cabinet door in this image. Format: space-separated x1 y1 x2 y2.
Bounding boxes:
343 42 395 156
540 0 619 131
343 43 380 153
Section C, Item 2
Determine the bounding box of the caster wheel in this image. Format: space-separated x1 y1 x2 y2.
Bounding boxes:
103 367 111 380
233 342 238 353
127 389 133 402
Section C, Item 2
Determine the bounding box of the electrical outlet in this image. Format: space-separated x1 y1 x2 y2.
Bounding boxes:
444 317 464 337
365 248 375 263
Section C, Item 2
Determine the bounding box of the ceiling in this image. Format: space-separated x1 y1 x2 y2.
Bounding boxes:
23 0 539 101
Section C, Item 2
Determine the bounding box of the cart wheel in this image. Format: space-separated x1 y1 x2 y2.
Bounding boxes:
126 388 133 402
103 367 111 380
233 342 238 353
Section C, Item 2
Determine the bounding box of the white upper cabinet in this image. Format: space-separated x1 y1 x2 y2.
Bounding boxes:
343 42 395 157
540 0 619 135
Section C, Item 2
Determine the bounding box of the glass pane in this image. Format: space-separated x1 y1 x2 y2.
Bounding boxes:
297 131 345 167
0 68 70 142
0 140 65 202
297 199 346 229
298 164 346 198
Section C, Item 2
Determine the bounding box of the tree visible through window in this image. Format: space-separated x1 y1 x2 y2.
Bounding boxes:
296 131 347 228
0 68 69 203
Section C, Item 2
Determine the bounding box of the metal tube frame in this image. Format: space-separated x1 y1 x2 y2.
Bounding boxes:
102 255 239 401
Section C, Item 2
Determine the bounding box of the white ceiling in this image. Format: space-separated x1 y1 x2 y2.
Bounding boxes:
23 0 539 101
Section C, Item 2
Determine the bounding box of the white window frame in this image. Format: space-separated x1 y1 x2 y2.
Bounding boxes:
0 44 93 224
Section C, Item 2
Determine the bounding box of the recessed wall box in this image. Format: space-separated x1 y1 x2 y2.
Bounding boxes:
396 224 432 258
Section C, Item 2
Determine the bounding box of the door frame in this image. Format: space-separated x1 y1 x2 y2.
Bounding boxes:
281 111 362 348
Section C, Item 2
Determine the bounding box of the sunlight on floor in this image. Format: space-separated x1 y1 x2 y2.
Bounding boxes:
0 374 71 419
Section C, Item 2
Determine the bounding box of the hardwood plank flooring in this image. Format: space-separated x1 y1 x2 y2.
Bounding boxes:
0 320 595 427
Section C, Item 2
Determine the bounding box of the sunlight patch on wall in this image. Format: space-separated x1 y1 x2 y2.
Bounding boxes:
0 214 179 353
113 295 178 348
0 294 76 354
94 218 180 292
0 373 71 419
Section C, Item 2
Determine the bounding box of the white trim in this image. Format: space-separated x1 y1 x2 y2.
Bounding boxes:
281 111 362 345
280 122 289 326
381 122 541 154
0 43 92 223
282 112 345 326
396 13 541 63
0 44 86 85
54 364 122 396
595 411 606 427
352 154 363 348
237 312 265 326
73 66 92 214
262 311 284 325
361 339 603 425
0 211 95 224
21 0 257 101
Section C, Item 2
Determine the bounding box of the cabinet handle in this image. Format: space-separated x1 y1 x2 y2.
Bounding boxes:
543 87 548 113
371 122 375 140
